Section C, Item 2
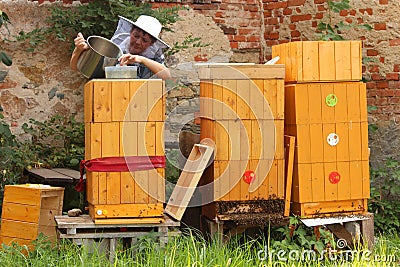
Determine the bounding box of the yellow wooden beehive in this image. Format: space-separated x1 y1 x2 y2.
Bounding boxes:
198 64 286 220
0 184 64 248
285 81 370 217
84 79 165 223
272 41 362 83
273 40 370 218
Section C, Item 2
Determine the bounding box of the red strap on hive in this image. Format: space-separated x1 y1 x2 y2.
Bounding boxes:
75 156 166 192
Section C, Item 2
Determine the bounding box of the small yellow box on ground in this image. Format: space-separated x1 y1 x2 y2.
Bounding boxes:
0 184 64 249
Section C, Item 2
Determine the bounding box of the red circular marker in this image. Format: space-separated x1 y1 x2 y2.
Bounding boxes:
243 170 256 184
329 171 341 184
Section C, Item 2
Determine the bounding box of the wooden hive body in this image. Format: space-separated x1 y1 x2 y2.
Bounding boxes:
272 41 362 83
198 64 286 221
84 79 165 223
273 41 370 217
0 184 64 248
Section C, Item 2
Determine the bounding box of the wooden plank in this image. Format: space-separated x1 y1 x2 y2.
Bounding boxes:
0 219 38 240
261 120 276 160
120 172 135 204
276 80 285 120
333 82 348 123
106 172 121 205
101 122 120 157
362 160 370 198
240 120 251 160
319 41 336 81
297 163 312 203
228 160 242 201
324 162 338 201
85 123 91 160
337 161 351 201
2 202 40 223
322 123 337 163
134 170 149 204
229 120 241 160
157 168 166 203
155 122 164 156
120 121 138 156
293 42 303 82
350 41 362 80
250 120 262 160
359 83 368 122
309 123 324 163
222 79 237 120
111 80 130 122
335 41 351 81
3 185 40 205
200 80 213 119
88 122 102 159
311 163 325 202
267 159 278 198
0 236 35 250
129 80 147 121
204 64 285 80
98 172 107 205
308 83 322 124
321 83 335 123
294 84 309 124
84 81 93 123
93 80 112 122
215 120 229 161
240 161 250 200
256 159 271 200
148 168 159 204
348 122 362 161
236 79 251 120
89 203 163 219
145 121 156 156
164 142 214 221
248 160 259 199
93 217 164 225
250 79 264 120
296 124 311 164
218 160 230 201
263 79 277 120
302 41 319 81
336 122 350 162
350 161 363 200
137 122 147 156
147 80 164 122
284 85 295 125
284 135 295 217
301 199 365 216
347 82 361 122
212 80 223 120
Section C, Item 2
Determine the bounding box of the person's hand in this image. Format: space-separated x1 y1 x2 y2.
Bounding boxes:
118 54 145 66
74 32 88 52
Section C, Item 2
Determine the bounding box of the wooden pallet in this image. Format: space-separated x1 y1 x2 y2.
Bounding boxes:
55 214 180 263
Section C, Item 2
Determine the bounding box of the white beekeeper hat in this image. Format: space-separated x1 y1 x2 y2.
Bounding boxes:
112 15 170 49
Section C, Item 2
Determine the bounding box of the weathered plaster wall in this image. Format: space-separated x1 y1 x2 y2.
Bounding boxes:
0 1 86 138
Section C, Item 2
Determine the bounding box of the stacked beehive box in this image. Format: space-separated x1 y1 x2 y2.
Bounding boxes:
0 184 64 248
198 64 286 221
84 79 165 224
272 41 370 217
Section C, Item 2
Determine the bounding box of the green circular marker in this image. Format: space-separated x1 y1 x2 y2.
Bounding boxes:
326 94 338 107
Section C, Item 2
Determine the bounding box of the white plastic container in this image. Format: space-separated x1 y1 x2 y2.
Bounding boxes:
105 66 138 79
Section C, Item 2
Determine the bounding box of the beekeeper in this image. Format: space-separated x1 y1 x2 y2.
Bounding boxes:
70 15 171 80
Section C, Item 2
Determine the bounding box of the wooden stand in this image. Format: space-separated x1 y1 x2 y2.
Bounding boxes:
55 214 180 263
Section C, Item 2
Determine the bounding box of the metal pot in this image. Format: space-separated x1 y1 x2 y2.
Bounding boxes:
77 36 123 79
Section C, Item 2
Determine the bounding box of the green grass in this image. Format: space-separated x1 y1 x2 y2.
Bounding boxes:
0 229 398 267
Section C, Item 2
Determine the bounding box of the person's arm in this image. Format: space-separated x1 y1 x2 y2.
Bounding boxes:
70 33 89 71
118 54 171 80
